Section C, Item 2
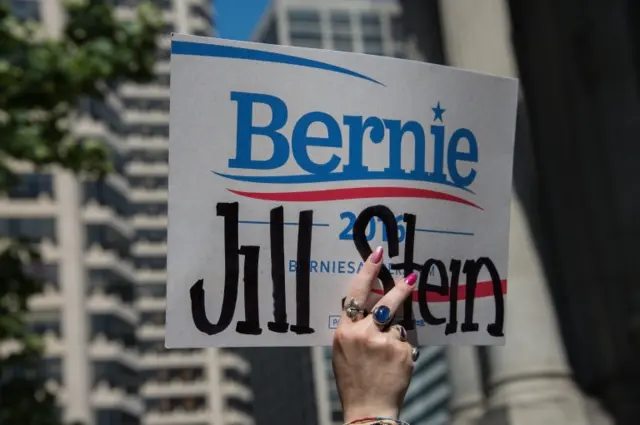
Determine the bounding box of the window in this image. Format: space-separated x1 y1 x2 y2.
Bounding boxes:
364 39 384 55
190 4 211 22
11 0 40 21
134 202 167 216
86 225 131 259
193 29 210 37
30 319 60 336
227 397 253 415
84 181 130 217
290 34 322 49
91 315 135 347
391 15 406 41
360 13 382 35
332 35 353 52
127 124 169 138
0 218 56 242
223 368 251 386
156 46 171 61
8 173 53 199
141 312 166 326
330 11 351 33
93 361 138 393
138 284 166 299
129 176 168 190
157 74 170 86
135 228 167 242
129 149 168 163
135 256 167 270
288 9 320 34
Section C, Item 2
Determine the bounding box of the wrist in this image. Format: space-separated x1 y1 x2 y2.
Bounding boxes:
343 406 400 424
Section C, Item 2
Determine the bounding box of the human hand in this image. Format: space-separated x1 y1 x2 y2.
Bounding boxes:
332 246 419 424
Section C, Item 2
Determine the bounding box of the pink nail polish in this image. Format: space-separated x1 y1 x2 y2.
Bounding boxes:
371 246 383 264
405 273 418 286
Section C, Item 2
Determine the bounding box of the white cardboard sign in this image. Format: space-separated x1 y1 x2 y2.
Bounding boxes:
166 34 518 348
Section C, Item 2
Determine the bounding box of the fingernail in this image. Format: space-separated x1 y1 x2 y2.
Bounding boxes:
370 246 383 264
405 272 418 286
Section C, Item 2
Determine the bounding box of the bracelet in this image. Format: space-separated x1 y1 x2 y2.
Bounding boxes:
345 417 410 425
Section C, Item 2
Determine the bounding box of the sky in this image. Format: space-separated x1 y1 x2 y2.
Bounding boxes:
216 0 270 41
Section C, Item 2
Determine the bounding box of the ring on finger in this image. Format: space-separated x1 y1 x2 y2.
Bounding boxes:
411 346 420 362
390 324 407 342
344 298 366 321
371 305 393 329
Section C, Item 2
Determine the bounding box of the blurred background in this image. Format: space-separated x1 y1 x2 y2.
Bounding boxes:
0 0 638 425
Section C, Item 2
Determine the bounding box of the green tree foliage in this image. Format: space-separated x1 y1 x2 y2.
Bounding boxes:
0 1 161 423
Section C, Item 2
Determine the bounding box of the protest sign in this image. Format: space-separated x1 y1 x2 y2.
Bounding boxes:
165 34 518 348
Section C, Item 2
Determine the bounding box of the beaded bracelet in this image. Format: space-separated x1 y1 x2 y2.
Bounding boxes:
345 417 410 425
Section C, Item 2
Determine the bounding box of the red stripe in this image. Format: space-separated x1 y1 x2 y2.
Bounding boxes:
228 186 482 210
372 279 507 303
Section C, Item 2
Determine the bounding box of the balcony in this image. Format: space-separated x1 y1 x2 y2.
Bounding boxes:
126 162 169 177
137 324 165 340
0 194 56 217
114 6 173 23
104 173 131 198
83 201 133 239
85 245 136 285
133 241 167 257
29 284 63 311
133 215 168 229
223 410 255 425
120 83 169 99
131 189 168 203
74 118 125 153
143 409 211 425
91 382 144 417
139 350 207 368
90 334 139 370
136 297 166 312
39 239 61 262
124 110 170 125
87 292 138 325
128 137 168 150
136 269 167 284
220 351 251 375
140 380 209 398
0 331 64 358
222 381 253 402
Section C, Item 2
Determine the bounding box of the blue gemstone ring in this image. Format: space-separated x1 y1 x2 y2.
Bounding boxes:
371 305 393 329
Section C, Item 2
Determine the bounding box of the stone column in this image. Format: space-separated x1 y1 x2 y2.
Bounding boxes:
480 200 591 424
56 170 91 424
436 0 604 424
446 347 485 425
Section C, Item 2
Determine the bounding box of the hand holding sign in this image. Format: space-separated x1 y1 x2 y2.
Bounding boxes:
333 247 417 423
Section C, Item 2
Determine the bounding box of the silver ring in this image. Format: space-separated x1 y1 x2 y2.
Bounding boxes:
390 324 407 342
371 305 393 329
411 347 420 362
344 298 365 321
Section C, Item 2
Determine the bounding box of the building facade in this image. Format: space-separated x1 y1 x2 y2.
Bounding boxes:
1 1 254 425
252 2 449 424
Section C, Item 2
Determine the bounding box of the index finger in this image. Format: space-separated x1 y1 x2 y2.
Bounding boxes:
340 246 384 322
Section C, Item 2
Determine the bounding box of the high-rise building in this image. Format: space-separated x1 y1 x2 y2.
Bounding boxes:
253 0 423 60
252 1 449 424
0 1 254 425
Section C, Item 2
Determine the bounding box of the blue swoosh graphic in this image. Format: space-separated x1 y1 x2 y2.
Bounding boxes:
212 170 474 194
172 41 385 87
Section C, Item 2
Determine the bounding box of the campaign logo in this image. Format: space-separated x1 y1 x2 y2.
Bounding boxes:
173 41 481 209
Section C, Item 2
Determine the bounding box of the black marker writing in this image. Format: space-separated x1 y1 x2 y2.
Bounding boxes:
352 205 505 337
189 202 315 336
